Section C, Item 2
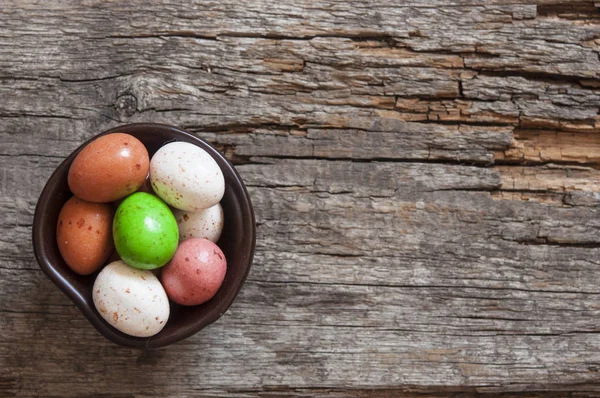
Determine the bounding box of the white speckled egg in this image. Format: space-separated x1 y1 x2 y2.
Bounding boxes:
92 260 170 337
174 203 224 243
149 142 225 211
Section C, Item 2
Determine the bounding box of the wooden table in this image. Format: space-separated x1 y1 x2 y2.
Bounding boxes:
2 1 600 396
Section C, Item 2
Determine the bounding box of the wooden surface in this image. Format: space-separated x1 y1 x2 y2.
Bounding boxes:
2 1 600 396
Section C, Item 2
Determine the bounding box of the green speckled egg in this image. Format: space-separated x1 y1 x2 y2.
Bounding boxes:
113 192 179 270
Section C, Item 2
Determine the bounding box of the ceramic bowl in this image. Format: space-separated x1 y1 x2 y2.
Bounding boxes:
33 123 255 348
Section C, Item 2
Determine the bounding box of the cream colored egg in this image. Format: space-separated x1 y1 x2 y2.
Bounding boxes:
92 260 169 337
174 203 224 243
150 142 225 211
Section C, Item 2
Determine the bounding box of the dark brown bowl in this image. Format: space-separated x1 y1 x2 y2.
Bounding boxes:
32 123 256 348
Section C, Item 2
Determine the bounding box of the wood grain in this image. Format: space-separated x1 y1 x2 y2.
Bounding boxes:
2 0 600 396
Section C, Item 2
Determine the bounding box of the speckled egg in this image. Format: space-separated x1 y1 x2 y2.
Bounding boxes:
93 260 169 337
161 238 227 306
56 196 114 275
149 142 224 211
68 133 149 202
174 203 224 243
113 192 178 270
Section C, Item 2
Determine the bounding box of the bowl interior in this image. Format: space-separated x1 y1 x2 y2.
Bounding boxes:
33 123 255 348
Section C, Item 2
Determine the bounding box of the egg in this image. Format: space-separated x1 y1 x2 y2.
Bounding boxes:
93 260 169 337
113 192 178 270
150 142 224 211
161 238 227 306
68 133 149 202
56 196 113 275
174 203 224 243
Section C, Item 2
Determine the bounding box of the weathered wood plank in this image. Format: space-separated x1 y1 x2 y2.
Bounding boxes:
2 0 600 396
3 309 600 396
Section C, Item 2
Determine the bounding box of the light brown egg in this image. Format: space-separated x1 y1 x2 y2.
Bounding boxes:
56 197 114 275
68 133 149 203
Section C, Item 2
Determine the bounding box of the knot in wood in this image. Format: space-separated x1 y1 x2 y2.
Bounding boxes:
114 94 138 118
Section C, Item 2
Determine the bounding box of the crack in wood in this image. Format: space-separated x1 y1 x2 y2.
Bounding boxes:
537 0 600 20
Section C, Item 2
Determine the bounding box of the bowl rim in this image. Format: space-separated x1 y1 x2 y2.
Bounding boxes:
32 123 256 348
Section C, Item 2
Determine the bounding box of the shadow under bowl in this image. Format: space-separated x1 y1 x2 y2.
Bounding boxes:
32 123 256 348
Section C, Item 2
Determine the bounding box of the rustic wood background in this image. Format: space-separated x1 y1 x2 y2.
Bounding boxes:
2 1 600 396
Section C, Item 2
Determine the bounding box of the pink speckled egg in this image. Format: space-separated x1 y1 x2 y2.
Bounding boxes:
160 238 227 306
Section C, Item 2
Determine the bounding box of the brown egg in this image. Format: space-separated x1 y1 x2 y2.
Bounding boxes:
68 133 149 202
56 197 114 275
